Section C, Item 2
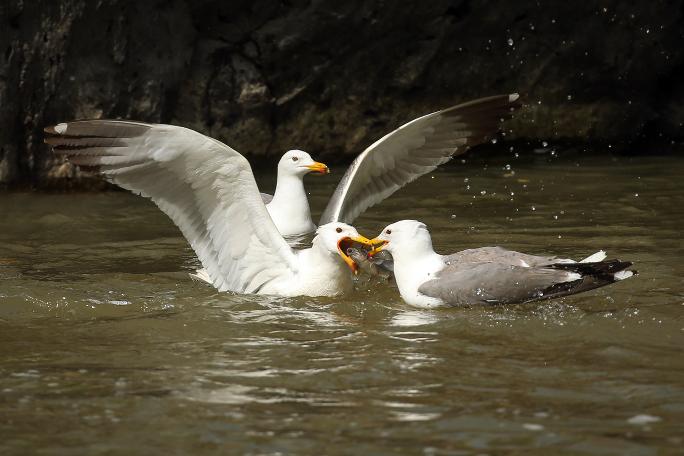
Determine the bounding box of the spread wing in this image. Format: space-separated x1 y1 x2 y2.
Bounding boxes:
44 120 298 293
319 94 521 225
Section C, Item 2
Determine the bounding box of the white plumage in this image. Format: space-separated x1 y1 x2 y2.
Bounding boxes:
44 121 371 297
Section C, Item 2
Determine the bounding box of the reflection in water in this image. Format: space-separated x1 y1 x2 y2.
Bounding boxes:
389 310 442 327
1 154 684 454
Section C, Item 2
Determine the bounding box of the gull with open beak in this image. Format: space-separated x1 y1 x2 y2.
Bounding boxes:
44 120 374 297
369 220 636 308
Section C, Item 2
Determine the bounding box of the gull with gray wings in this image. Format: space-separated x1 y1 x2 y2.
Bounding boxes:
369 220 636 308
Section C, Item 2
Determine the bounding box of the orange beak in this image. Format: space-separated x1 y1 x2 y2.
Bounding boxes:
337 235 374 274
306 162 330 174
367 239 388 258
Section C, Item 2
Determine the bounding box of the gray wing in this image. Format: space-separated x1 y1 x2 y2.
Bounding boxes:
418 262 577 306
260 193 273 205
419 257 635 307
319 94 521 225
443 246 559 268
44 120 299 293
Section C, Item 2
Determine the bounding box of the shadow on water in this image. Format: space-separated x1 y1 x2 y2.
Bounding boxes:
1 152 683 454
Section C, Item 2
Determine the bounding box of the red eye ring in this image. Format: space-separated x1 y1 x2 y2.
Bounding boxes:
336 227 342 233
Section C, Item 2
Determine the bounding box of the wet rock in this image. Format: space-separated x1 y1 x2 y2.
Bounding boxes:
1 0 682 188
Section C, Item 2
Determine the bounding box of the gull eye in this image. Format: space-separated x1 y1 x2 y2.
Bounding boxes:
336 227 342 233
385 229 392 235
292 156 299 162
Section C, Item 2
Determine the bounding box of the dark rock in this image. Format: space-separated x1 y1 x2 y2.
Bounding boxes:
1 0 682 188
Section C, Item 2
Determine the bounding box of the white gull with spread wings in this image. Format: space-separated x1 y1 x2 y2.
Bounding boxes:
44 121 372 297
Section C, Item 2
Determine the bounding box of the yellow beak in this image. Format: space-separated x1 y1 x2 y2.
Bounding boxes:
337 235 374 274
306 162 330 174
367 239 388 257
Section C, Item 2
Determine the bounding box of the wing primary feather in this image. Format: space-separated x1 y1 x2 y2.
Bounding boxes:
319 94 522 225
44 120 299 294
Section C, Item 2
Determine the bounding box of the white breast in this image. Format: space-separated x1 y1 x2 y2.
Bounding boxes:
258 247 353 297
393 254 446 308
266 201 316 237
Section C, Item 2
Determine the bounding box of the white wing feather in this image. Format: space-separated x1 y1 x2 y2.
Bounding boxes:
45 121 298 293
319 94 521 225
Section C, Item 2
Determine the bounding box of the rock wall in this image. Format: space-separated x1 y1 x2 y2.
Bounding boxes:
1 0 682 188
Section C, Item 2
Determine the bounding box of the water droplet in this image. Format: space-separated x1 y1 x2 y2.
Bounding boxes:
451 214 456 219
542 141 549 147
634 193 639 197
567 94 572 100
627 414 661 425
553 215 558 219
504 164 511 171
463 177 469 183
480 190 487 195
507 38 514 46
514 152 519 158
491 138 498 144
523 423 544 431
531 206 536 211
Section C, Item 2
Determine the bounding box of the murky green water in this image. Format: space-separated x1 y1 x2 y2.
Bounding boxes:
1 152 683 455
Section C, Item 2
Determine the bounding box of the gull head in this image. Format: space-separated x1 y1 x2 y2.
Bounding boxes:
278 150 329 177
368 220 434 258
315 223 374 274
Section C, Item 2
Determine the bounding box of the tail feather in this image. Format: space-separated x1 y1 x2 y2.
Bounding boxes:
580 250 607 263
532 259 637 302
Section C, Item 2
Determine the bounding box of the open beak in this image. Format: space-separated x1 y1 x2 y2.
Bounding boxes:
367 239 388 258
306 162 330 174
337 235 374 274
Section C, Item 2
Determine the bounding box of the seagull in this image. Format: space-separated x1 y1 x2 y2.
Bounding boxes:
368 220 636 308
259 150 329 241
43 121 374 297
261 94 521 241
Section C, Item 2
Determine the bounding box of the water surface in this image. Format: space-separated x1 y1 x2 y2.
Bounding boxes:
1 152 683 455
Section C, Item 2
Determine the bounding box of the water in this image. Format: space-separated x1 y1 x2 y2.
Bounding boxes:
1 152 683 455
